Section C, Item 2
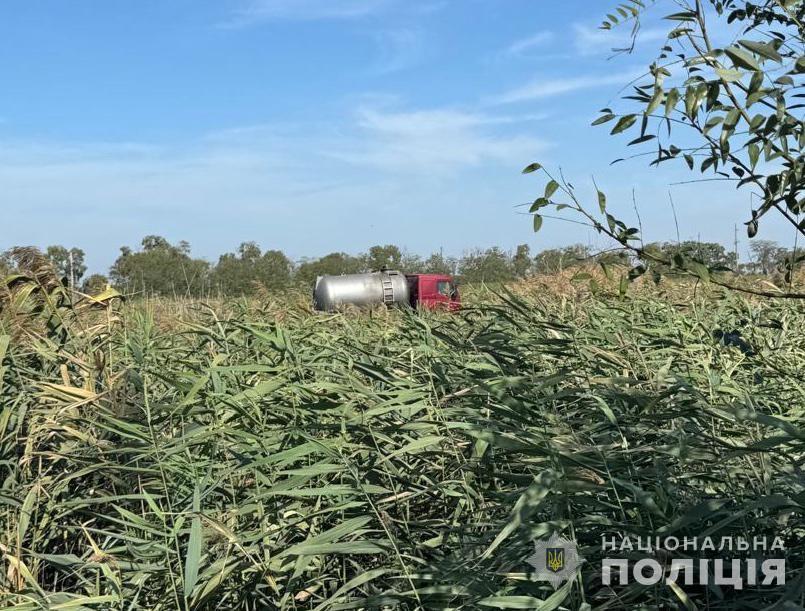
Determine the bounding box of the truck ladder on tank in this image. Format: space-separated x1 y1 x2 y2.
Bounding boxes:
381 276 395 304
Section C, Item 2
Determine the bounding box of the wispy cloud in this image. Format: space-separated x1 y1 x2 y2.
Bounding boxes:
490 70 643 105
371 29 426 74
504 30 555 57
328 106 549 173
227 0 391 25
0 106 546 219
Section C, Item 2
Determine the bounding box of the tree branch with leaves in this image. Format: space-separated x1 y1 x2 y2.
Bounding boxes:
526 0 805 295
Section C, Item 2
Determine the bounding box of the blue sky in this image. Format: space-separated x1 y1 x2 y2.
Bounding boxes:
0 0 795 274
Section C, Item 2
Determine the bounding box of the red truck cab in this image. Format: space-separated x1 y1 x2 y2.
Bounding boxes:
406 274 461 311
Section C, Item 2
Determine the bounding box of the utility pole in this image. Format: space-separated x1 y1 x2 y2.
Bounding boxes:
733 223 739 269
68 250 75 305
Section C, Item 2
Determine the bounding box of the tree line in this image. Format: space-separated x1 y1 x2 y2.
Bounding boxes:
0 235 800 297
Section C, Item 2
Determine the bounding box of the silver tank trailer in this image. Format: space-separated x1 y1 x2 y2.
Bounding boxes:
313 270 410 311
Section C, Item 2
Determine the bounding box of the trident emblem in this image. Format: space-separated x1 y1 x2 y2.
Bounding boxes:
526 533 580 588
546 547 564 573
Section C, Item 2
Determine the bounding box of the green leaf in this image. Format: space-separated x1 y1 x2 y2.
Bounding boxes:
478 596 547 609
725 46 760 71
738 39 782 63
646 88 664 115
0 334 8 395
544 180 559 199
17 484 39 547
704 115 724 135
184 484 203 598
748 143 760 169
723 108 741 129
529 197 548 213
540 579 574 611
279 516 374 557
521 162 542 174
533 214 543 233
748 70 764 94
628 265 646 281
664 11 697 21
669 26 693 39
628 134 656 145
50 595 120 609
706 81 720 109
684 83 707 118
480 470 556 559
716 68 743 82
597 190 606 214
592 113 616 126
664 88 679 116
610 114 637 134
312 569 390 611
378 435 444 463
281 541 388 556
668 579 697 611
720 108 741 148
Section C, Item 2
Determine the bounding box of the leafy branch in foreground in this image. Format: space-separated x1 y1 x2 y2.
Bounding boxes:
525 0 805 297
523 162 805 297
600 0 804 239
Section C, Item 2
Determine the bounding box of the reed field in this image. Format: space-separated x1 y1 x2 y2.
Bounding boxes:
1 263 804 609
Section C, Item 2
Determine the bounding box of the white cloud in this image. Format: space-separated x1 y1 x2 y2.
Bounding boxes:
328 106 549 173
490 70 644 105
227 0 390 25
505 30 555 57
0 106 546 220
371 29 426 74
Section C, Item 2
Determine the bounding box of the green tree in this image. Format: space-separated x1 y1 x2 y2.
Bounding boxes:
646 241 738 272
46 245 87 287
533 244 591 273
459 247 514 283
594 249 631 267
422 252 458 275
400 251 424 272
110 236 210 297
295 252 365 286
512 244 532 277
746 239 788 275
212 242 292 295
364 245 403 271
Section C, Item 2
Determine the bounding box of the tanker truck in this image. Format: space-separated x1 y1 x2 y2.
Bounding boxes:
313 270 460 312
